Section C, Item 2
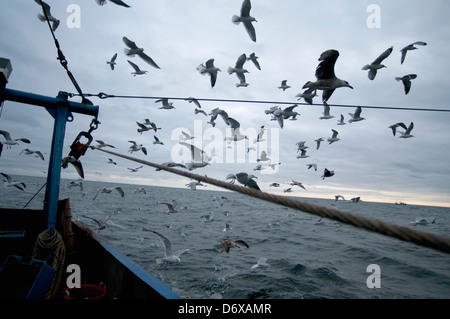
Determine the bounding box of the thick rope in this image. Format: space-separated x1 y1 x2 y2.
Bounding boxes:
92 146 450 255
32 229 66 299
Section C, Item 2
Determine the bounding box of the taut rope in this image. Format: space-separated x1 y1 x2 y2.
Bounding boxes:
92 146 450 255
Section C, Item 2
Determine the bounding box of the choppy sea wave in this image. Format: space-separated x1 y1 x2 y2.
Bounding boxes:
1 175 449 299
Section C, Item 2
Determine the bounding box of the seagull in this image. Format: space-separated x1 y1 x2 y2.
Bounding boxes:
319 102 334 120
123 37 160 69
142 119 161 132
127 166 143 172
269 182 280 187
1 173 26 191
296 88 317 105
216 239 249 253
256 150 270 162
281 105 300 120
95 0 130 8
303 49 353 103
247 52 261 70
362 46 393 80
306 163 318 171
179 141 212 170
253 126 266 143
213 195 228 206
185 97 202 109
290 180 306 190
321 168 335 180
232 0 257 42
296 141 308 152
315 138 325 150
400 41 427 64
127 60 147 76
136 121 152 134
180 131 195 141
251 257 270 270
106 53 117 70
398 122 414 138
155 162 187 171
228 53 249 86
67 180 83 191
153 135 164 145
20 148 45 160
348 106 365 123
389 122 408 136
128 141 147 155
92 186 125 200
327 129 340 144
134 187 146 194
224 117 248 142
201 213 215 224
195 108 207 116
95 140 116 148
411 217 435 226
209 107 230 126
155 98 175 110
226 172 260 191
159 200 178 213
283 188 293 193
186 180 205 190
337 114 346 125
35 0 60 31
349 197 361 203
82 213 113 230
197 59 221 88
335 195 346 201
0 130 31 148
107 158 117 165
296 149 309 159
278 80 291 91
148 229 189 264
395 74 417 95
61 156 84 178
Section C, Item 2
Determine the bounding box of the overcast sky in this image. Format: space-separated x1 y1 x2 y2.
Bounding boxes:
1 0 450 207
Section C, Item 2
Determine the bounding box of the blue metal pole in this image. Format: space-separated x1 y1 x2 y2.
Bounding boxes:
44 93 69 230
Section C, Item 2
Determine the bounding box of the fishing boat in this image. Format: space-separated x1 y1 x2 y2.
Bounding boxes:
0 57 180 299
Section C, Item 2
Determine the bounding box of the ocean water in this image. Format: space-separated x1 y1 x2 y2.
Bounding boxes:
1 175 449 299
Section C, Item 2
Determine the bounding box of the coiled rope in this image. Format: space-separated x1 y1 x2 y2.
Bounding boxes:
32 229 66 299
92 146 450 255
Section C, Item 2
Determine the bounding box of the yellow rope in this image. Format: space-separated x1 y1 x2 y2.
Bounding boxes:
92 146 450 254
32 229 66 299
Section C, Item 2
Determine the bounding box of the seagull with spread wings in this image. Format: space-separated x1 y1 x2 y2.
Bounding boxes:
362 46 393 80
123 36 160 69
232 0 257 42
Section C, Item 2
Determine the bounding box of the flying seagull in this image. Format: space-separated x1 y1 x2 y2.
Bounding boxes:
35 0 60 31
127 166 143 172
232 0 257 42
1 173 26 191
123 36 160 69
95 0 130 8
148 229 189 264
155 98 175 110
20 148 45 160
228 54 249 87
400 41 427 64
61 155 84 178
327 129 340 144
278 80 291 91
296 88 317 105
197 59 221 88
216 239 249 253
303 49 353 103
107 53 117 70
389 122 408 136
397 122 414 138
362 46 393 80
158 200 178 213
321 168 335 180
247 52 261 70
179 141 212 170
226 172 260 191
0 130 30 148
319 102 334 120
395 74 417 95
128 141 147 155
348 106 365 123
92 186 125 200
95 140 116 149
127 60 147 76
251 257 270 270
82 213 114 230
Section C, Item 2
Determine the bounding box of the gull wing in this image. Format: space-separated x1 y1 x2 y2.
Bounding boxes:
179 141 207 163
315 49 339 80
110 0 130 8
373 46 393 65
138 52 160 69
127 60 141 72
150 230 173 257
243 22 256 42
235 53 247 68
122 36 138 49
